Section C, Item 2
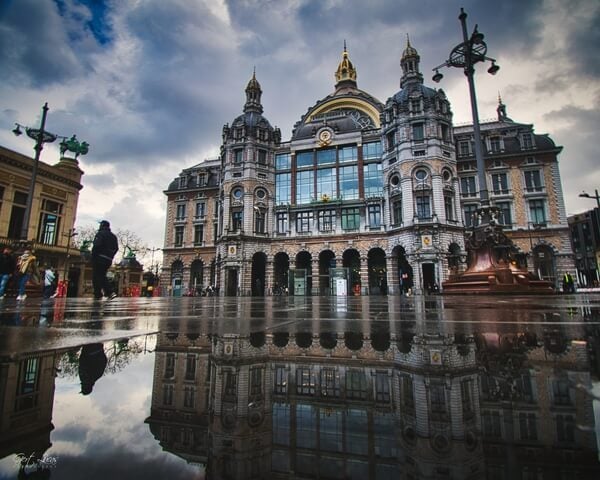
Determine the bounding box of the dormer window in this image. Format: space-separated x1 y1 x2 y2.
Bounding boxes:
412 123 424 143
410 99 421 113
178 176 187 188
489 136 501 153
522 133 533 149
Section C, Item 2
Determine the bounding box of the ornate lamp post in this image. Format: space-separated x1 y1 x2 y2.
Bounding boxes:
434 9 552 294
12 103 89 242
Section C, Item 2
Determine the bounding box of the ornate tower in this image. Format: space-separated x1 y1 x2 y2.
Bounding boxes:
381 37 464 293
218 71 281 296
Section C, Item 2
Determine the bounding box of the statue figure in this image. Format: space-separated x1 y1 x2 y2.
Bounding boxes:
60 134 90 159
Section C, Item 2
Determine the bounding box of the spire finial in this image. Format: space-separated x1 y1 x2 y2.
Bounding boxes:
497 91 502 104
406 33 411 48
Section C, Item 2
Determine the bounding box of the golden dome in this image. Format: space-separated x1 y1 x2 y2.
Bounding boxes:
335 42 357 85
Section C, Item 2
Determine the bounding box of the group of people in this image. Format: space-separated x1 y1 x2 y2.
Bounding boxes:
0 219 120 301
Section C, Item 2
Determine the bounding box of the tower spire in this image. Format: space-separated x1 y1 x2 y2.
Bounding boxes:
400 34 423 89
244 69 263 114
335 41 357 90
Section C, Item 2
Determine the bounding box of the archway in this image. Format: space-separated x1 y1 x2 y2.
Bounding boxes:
225 268 238 296
170 260 184 296
368 248 387 295
273 252 290 294
394 246 413 294
251 252 267 296
295 251 312 295
533 245 556 284
318 250 336 295
343 249 361 295
190 259 203 295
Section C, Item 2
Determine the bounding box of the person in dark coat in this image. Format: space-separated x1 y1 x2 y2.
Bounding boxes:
0 246 16 298
78 343 108 395
91 220 119 300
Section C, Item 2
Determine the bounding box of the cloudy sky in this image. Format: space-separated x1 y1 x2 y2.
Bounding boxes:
1 0 598 262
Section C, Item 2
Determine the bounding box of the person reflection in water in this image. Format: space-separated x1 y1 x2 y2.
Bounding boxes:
78 343 108 395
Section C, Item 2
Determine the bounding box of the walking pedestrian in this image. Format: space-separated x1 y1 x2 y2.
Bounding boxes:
16 249 39 301
91 220 119 300
43 266 56 298
0 246 16 299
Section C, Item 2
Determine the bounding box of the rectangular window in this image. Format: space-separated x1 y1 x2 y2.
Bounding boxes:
321 368 340 397
163 384 174 406
463 204 478 228
275 153 291 170
174 226 184 246
273 404 290 446
441 123 450 141
490 136 501 152
296 170 313 204
276 212 288 234
491 172 509 194
346 370 367 400
318 210 336 232
178 176 187 188
193 224 204 245
257 150 267 165
317 168 337 200
400 375 414 409
234 149 243 163
224 371 237 400
529 199 546 224
363 142 382 159
296 367 316 395
275 173 291 205
459 141 470 156
522 133 533 149
296 404 317 449
254 209 265 233
386 130 396 150
482 411 502 438
519 412 537 440
296 151 313 168
411 99 420 113
375 371 390 403
416 195 431 219
296 211 312 233
460 176 477 197
231 210 243 231
430 383 446 417
444 195 454 221
250 367 263 397
412 123 424 143
461 379 473 416
392 199 402 225
363 163 383 197
195 202 205 218
368 204 381 228
524 170 543 192
176 204 186 220
38 198 63 245
183 386 195 408
339 165 358 200
164 353 175 378
496 201 512 225
339 146 357 163
556 414 575 442
341 208 360 230
274 366 288 394
197 173 207 186
317 148 336 165
552 379 571 405
185 354 196 381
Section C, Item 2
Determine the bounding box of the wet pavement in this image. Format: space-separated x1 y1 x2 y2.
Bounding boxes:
1 294 600 479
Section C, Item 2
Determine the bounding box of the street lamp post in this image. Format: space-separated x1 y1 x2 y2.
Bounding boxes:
435 9 553 294
579 189 600 209
12 103 58 241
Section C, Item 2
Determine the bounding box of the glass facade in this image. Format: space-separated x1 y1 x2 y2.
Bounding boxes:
339 166 358 200
363 163 383 197
276 173 291 205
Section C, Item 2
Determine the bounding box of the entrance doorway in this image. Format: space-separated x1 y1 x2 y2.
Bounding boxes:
251 252 267 296
226 268 238 296
422 263 436 293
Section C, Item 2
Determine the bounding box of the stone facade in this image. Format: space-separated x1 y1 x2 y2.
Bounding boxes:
161 41 572 295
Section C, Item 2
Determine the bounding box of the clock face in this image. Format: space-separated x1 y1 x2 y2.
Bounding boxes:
319 130 331 142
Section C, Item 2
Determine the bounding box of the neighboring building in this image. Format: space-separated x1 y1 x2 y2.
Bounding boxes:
162 40 572 295
0 145 84 293
568 208 600 287
454 97 574 287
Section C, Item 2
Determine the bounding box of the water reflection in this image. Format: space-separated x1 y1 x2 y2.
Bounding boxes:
145 299 600 479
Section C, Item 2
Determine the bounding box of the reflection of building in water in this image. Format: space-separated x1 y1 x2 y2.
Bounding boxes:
0 349 63 461
146 304 599 478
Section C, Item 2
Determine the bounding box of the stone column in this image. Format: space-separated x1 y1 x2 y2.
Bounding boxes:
360 256 369 295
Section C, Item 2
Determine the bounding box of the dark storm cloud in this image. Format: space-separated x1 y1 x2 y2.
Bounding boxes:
563 0 600 78
0 0 101 87
83 173 116 189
